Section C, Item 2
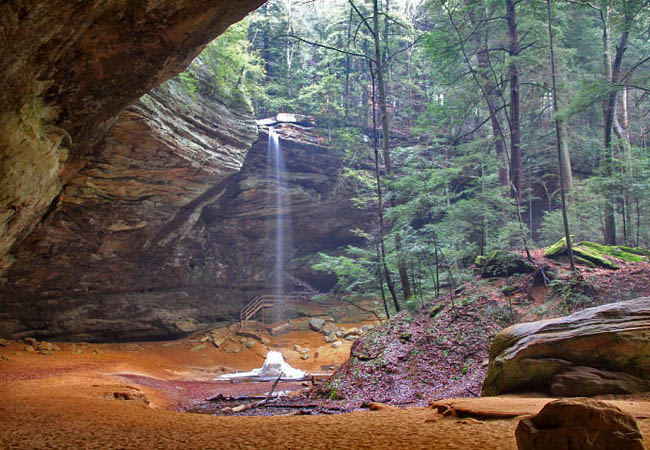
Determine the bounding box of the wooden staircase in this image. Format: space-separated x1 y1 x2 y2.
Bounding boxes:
239 293 308 329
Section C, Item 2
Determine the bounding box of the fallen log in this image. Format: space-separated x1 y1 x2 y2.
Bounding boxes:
228 373 284 413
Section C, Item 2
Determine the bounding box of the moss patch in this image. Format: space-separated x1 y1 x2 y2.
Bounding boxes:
543 238 628 269
579 242 647 263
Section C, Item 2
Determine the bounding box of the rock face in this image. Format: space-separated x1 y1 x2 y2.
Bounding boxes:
482 297 650 396
0 78 258 340
0 82 368 340
515 398 645 450
0 0 372 342
0 0 265 266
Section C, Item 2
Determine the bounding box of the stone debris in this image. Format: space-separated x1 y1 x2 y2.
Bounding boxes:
222 341 242 354
308 318 325 332
0 338 8 347
331 341 343 348
270 322 290 336
515 397 646 450
293 345 309 354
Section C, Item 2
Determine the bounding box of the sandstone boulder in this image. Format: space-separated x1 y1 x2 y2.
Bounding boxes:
515 398 645 450
483 297 650 396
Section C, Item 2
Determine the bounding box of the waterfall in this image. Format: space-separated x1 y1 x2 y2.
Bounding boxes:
267 127 292 296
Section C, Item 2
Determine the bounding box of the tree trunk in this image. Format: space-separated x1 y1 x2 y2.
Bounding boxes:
602 10 629 244
466 0 509 188
369 60 400 313
555 60 573 193
285 0 294 98
372 0 411 301
506 0 522 199
546 0 575 272
344 7 353 120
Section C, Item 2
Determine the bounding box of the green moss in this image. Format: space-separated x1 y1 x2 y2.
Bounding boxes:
544 238 621 269
543 237 572 257
574 256 596 268
579 241 645 263
617 246 650 257
573 245 619 269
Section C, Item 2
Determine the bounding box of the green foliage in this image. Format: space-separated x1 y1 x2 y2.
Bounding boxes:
545 276 596 314
539 181 605 246
172 18 266 109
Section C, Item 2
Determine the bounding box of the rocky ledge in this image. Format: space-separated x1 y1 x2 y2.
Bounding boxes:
0 79 370 341
0 0 265 266
482 297 650 396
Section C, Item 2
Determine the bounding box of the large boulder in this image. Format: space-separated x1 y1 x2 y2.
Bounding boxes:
515 398 645 450
474 251 535 278
482 297 650 396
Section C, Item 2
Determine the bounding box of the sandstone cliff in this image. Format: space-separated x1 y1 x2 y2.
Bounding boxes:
0 0 264 265
0 79 368 341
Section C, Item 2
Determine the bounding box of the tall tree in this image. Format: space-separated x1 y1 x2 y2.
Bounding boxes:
546 0 575 271
506 0 522 199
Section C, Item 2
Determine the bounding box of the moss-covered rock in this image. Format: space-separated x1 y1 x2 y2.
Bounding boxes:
579 242 647 263
543 238 621 269
474 251 535 278
543 237 573 258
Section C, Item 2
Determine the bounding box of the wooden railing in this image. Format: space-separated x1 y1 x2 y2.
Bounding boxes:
240 293 309 329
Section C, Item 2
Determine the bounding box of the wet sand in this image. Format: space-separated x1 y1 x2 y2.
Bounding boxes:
1 333 649 449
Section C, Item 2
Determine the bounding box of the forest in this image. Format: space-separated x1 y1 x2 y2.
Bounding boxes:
175 0 650 315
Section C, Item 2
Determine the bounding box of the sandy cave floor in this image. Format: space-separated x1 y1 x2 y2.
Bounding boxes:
2 328 650 449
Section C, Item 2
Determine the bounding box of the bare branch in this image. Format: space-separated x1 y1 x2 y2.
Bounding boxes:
276 34 372 61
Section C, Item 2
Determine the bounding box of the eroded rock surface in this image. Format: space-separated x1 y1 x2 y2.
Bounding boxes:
482 297 650 396
0 78 257 340
515 398 645 450
0 94 368 340
0 0 265 264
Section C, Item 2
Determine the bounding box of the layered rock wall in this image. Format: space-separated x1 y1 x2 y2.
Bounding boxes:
0 0 265 265
0 87 369 340
1 79 259 340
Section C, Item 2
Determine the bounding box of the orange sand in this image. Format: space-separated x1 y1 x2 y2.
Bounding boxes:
2 332 650 450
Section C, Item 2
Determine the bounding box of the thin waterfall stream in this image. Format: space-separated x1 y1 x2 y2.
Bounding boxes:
267 127 292 298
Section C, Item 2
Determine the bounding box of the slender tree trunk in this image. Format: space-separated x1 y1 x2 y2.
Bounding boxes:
555 62 573 193
369 60 400 312
601 5 629 245
344 7 353 120
506 0 522 199
614 86 634 244
285 0 294 97
546 0 575 271
372 0 411 301
376 244 390 319
466 0 509 187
